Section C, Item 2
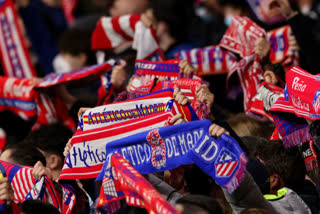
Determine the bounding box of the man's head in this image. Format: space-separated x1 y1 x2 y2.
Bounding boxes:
148 0 195 49
256 140 306 194
58 29 95 71
0 142 46 166
21 200 60 214
24 123 73 180
176 195 222 214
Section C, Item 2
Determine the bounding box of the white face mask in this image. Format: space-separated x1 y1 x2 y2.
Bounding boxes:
224 15 233 26
53 54 72 74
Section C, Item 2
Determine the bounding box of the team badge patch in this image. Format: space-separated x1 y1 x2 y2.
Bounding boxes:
215 148 239 178
146 129 166 169
312 89 320 114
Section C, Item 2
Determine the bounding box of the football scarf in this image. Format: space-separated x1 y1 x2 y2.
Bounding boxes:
246 0 286 24
268 25 299 71
130 59 202 92
0 161 61 210
230 54 264 112
92 14 165 61
0 77 37 120
80 89 197 131
60 96 198 180
97 153 179 214
0 0 36 78
176 46 237 76
153 79 211 120
61 0 79 25
272 112 312 148
34 93 76 131
270 66 320 121
250 81 283 121
98 120 247 194
36 60 117 88
220 16 266 58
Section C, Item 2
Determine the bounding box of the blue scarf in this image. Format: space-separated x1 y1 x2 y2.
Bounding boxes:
98 120 247 193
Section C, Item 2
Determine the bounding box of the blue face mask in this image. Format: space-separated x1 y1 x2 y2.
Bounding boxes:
224 16 233 26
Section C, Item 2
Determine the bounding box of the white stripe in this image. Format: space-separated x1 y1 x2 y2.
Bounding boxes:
216 164 223 172
119 15 134 37
6 8 32 78
0 13 13 76
101 17 125 47
217 163 228 175
21 168 32 193
17 169 28 197
202 48 210 73
180 88 192 93
27 169 35 192
13 172 26 200
275 27 285 61
222 161 237 176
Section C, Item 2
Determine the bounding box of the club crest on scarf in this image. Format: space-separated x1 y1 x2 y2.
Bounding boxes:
215 148 239 178
312 89 320 114
146 129 166 169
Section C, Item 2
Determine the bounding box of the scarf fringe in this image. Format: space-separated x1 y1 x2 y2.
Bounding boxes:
224 153 248 193
282 126 312 148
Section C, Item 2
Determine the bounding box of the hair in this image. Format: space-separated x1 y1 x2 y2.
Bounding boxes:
24 123 73 161
227 113 275 139
241 136 269 158
149 0 195 42
21 200 60 214
5 142 46 166
176 195 223 214
256 140 306 193
58 29 96 65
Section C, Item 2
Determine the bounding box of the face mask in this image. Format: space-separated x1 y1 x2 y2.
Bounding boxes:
224 15 233 26
53 54 72 74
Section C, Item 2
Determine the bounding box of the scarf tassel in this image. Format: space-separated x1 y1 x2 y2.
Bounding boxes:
282 126 312 148
223 153 248 193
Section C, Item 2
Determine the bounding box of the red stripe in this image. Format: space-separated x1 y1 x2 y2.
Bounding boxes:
92 19 113 50
111 16 133 41
226 161 237 176
219 162 231 175
129 14 141 32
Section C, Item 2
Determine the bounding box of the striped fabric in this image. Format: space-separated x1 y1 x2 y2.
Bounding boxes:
92 14 165 61
0 161 61 210
176 46 237 76
0 0 36 78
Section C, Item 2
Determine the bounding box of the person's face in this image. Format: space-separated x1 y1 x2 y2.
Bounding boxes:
60 53 87 71
110 0 148 17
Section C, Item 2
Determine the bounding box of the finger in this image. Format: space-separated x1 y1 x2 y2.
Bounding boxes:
0 178 8 184
170 114 182 124
181 97 189 106
209 124 217 136
174 118 186 125
179 60 188 68
78 108 89 118
173 88 180 98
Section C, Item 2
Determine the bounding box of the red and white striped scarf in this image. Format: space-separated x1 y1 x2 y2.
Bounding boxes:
0 160 61 210
268 25 299 71
91 14 165 61
0 77 37 120
176 46 237 76
60 90 198 180
0 0 36 78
